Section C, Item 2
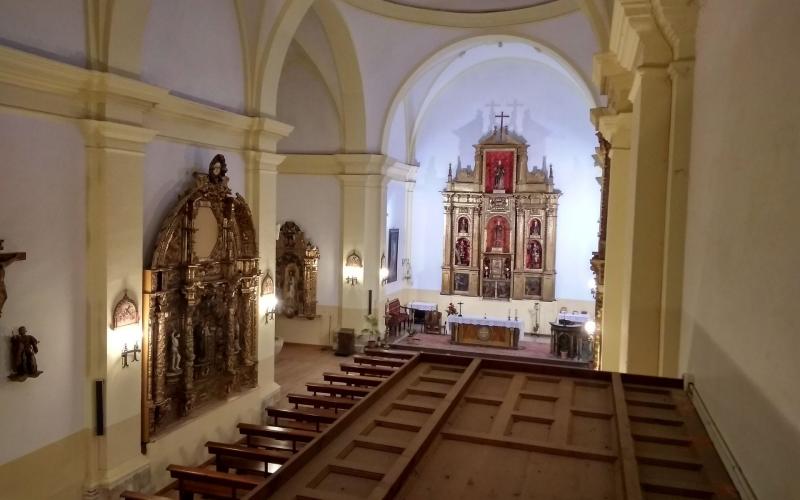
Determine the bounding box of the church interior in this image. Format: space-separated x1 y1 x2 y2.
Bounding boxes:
0 0 798 498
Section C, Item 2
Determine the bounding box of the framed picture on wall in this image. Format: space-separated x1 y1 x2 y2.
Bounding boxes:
388 228 399 283
454 272 469 292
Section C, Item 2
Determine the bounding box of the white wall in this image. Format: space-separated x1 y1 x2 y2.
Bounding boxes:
384 180 407 295
680 1 800 498
276 175 341 307
411 58 599 300
0 113 86 464
143 140 245 261
0 0 85 66
277 41 342 153
140 0 245 113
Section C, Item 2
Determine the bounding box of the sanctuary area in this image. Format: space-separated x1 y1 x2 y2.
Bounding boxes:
0 1 797 500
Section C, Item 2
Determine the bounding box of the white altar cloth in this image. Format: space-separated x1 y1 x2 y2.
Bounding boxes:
447 315 524 331
407 301 437 311
558 312 590 323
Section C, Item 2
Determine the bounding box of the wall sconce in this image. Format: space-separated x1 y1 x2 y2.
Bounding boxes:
401 258 412 283
345 250 362 286
261 270 278 323
113 291 141 369
379 253 389 285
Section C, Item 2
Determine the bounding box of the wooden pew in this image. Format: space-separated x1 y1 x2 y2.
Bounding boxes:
237 423 317 452
339 362 396 377
206 441 290 478
266 406 338 432
353 354 406 368
166 464 261 500
323 371 384 387
305 382 372 398
363 348 416 359
119 492 172 500
287 393 357 413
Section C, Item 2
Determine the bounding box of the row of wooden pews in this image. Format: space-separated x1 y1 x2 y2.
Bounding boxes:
120 348 417 500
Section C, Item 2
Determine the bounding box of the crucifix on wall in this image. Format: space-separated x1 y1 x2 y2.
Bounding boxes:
0 240 27 318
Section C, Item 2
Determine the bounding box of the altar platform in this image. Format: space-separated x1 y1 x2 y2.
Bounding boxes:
391 332 590 368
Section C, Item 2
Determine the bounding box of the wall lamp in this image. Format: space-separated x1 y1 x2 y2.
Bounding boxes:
379 253 389 285
345 250 362 286
261 270 278 323
113 291 141 368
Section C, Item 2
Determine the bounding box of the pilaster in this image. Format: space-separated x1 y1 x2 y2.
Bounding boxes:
336 155 390 333
245 150 285 387
81 119 156 497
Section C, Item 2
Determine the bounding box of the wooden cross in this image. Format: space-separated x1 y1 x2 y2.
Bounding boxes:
457 301 464 317
495 111 509 139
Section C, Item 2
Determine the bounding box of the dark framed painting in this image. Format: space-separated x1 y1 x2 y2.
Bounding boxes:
454 272 469 292
525 276 542 297
388 228 399 283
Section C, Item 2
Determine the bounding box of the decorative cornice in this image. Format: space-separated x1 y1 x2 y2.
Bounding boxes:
342 0 578 28
0 45 292 153
80 120 157 153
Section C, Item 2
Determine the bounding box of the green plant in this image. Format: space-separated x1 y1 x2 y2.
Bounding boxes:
360 314 382 342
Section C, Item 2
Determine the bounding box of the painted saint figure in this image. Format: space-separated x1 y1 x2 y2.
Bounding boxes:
455 238 470 266
530 218 541 236
527 240 543 269
493 219 504 249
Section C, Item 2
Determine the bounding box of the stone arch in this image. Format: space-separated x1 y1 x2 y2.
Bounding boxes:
381 34 600 159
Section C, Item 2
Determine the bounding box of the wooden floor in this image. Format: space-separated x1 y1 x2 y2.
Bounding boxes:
274 343 356 408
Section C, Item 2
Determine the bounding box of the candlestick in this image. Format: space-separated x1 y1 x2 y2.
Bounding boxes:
368 289 372 315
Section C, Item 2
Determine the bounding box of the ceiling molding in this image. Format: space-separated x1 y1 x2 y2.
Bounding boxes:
342 0 579 27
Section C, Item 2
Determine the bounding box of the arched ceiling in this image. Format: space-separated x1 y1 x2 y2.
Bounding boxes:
387 0 555 13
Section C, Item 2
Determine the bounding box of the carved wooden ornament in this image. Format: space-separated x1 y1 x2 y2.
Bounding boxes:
112 291 139 329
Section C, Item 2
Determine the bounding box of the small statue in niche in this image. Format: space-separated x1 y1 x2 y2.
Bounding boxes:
504 257 512 279
483 257 490 278
530 218 541 236
493 220 504 249
208 154 228 184
169 331 182 374
8 326 42 381
458 217 469 234
494 160 505 190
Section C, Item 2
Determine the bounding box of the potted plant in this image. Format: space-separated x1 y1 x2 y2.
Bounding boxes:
361 314 382 349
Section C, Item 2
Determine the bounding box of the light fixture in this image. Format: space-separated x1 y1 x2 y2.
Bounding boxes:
261 270 278 323
584 320 597 336
379 253 389 285
345 250 362 286
113 291 141 368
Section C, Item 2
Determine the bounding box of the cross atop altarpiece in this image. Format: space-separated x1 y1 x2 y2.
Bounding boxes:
495 112 509 139
0 239 27 318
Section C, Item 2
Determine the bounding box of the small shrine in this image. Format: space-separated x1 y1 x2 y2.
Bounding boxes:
441 115 561 301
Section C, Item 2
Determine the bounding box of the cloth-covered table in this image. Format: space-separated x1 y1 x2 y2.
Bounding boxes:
447 315 523 349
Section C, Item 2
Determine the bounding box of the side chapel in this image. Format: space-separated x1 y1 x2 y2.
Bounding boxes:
441 120 560 301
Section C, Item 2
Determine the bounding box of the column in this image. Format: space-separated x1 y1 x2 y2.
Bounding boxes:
659 60 694 376
82 119 156 495
625 67 673 376
336 155 389 333
244 150 284 390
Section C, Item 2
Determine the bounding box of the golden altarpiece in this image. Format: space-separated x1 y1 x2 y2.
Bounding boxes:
276 221 320 320
441 125 560 301
142 155 260 440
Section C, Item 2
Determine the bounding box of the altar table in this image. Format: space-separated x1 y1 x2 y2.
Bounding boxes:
407 301 439 330
447 315 523 349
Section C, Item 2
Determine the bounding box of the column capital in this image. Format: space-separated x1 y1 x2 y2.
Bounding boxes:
80 119 157 152
596 112 632 150
244 150 286 173
668 59 694 80
246 117 294 152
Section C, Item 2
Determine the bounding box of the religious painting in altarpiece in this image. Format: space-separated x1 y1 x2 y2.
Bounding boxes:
276 222 320 319
141 155 260 441
441 126 560 301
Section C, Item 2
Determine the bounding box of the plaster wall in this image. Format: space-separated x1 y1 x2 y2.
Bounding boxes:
0 0 85 66
680 1 800 497
143 140 245 261
339 2 597 150
412 58 599 300
383 180 407 296
140 0 245 113
0 113 86 465
277 42 342 153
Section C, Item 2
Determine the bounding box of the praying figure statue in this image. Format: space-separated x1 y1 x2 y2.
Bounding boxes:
170 331 182 373
8 326 42 381
494 160 505 190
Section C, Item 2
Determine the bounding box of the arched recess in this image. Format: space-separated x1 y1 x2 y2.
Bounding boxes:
381 34 600 161
87 0 152 75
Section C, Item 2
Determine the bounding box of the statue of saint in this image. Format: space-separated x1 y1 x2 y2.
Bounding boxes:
208 154 228 184
170 331 182 373
9 326 42 381
455 239 470 266
458 217 468 233
531 218 541 236
493 220 504 249
283 267 299 317
494 160 505 190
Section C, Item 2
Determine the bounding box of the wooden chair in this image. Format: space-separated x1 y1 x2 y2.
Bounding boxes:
385 299 410 335
424 311 442 334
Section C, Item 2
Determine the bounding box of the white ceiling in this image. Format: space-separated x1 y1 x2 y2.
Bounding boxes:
385 0 554 13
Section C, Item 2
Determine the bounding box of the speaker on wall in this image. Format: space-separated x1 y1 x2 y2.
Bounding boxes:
95 379 105 436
